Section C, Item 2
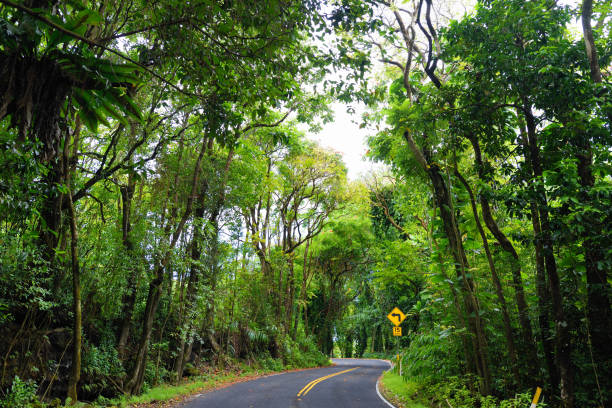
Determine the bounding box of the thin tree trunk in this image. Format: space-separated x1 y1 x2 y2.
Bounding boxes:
66 189 81 404
294 239 311 339
523 106 573 408
404 131 491 394
172 255 188 378
125 135 208 395
579 3 612 400
468 135 539 381
285 255 295 335
124 275 164 394
581 0 604 84
407 133 492 394
117 173 137 360
175 191 206 382
419 208 475 377
65 116 82 404
455 169 521 387
516 113 559 393
437 248 476 376
179 146 234 375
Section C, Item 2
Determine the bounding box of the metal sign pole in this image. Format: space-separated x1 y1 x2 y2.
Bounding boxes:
396 335 400 374
387 306 406 375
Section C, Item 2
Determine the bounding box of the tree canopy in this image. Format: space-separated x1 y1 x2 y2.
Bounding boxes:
0 0 611 407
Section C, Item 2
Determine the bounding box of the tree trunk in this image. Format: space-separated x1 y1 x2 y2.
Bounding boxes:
404 131 491 394
125 135 207 395
455 169 520 388
468 135 539 382
570 125 611 403
579 4 612 400
530 199 559 388
581 0 604 84
516 113 560 393
437 249 476 376
424 212 476 376
124 275 164 394
117 174 137 360
523 107 573 407
174 192 206 381
294 239 311 339
179 147 234 372
66 190 81 404
285 255 295 335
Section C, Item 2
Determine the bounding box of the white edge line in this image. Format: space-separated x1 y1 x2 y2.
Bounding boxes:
375 360 397 408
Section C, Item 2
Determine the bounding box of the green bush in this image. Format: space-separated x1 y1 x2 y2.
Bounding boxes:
81 341 125 397
420 376 544 408
143 358 172 391
401 328 461 381
183 363 199 377
279 333 329 368
424 376 477 407
0 376 38 408
257 353 284 371
362 351 393 360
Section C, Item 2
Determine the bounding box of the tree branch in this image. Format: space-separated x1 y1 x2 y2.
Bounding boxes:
0 0 197 98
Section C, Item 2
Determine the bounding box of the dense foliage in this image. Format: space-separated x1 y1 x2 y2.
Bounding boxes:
0 0 610 408
0 0 350 404
333 1 612 408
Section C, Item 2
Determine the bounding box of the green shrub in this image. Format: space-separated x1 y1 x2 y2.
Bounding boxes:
426 376 477 408
0 376 38 408
401 328 461 381
183 363 199 377
499 392 542 408
258 353 284 371
279 333 329 368
143 358 171 391
81 341 125 397
419 376 545 408
362 351 393 359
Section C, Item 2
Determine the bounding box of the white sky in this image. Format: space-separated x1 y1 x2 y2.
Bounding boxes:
304 102 385 180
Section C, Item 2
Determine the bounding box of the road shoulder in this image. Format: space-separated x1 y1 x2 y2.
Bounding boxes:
378 371 430 408
115 364 331 408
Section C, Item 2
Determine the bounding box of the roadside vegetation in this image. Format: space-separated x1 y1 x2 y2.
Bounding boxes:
1 0 610 408
329 1 612 407
379 371 428 408
380 370 538 408
98 355 329 408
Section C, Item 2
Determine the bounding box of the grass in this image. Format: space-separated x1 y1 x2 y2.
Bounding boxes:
89 358 332 407
379 370 429 408
89 366 277 407
125 373 241 405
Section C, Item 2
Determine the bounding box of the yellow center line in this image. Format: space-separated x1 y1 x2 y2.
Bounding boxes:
296 367 358 397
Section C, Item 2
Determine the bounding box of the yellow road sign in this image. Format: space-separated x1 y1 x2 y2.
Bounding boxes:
393 326 402 336
387 307 406 326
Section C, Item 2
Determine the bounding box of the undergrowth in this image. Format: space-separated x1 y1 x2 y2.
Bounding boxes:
0 340 330 408
380 371 543 408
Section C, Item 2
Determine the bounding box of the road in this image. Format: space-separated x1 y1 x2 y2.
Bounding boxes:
182 358 393 408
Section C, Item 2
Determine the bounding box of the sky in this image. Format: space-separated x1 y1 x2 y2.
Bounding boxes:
303 102 385 181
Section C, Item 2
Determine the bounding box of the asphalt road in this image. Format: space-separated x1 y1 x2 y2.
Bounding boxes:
182 358 393 408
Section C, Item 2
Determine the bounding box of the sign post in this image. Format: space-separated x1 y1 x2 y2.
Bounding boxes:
387 307 406 374
530 387 542 408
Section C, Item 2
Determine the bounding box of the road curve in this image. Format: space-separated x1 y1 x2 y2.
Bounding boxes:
181 358 392 408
